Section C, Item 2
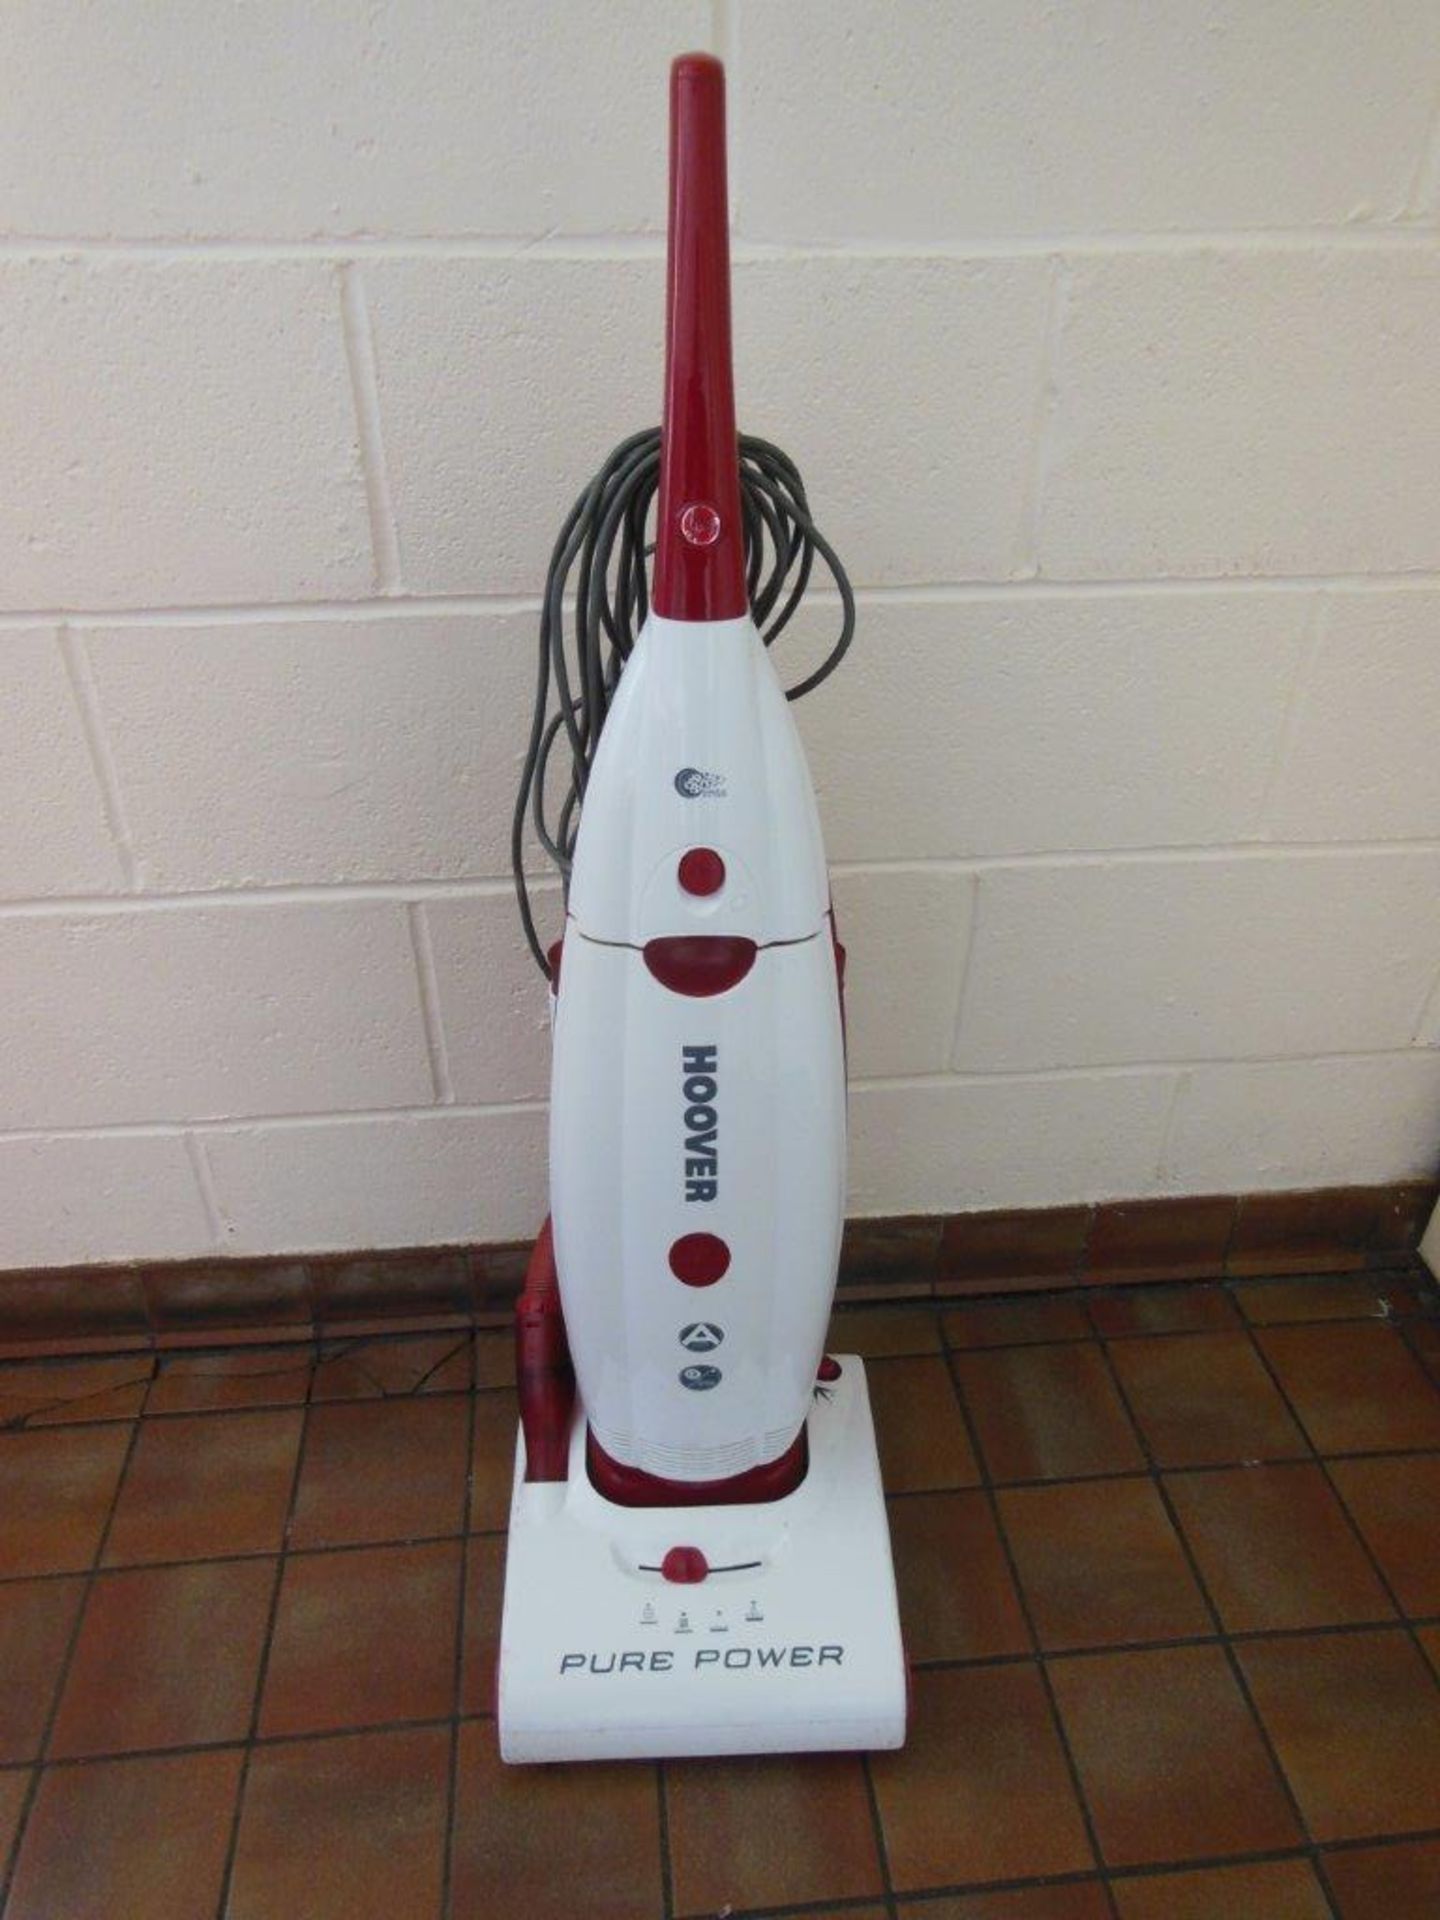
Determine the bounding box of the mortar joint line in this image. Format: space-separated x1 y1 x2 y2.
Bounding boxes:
56 621 140 892
406 902 456 1105
339 262 404 597
1254 590 1330 842
183 1132 231 1250
1014 253 1071 581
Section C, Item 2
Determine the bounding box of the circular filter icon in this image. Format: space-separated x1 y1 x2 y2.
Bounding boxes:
679 1364 722 1392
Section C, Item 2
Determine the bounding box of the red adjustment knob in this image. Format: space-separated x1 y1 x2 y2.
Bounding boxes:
817 1355 842 1383
661 1545 709 1584
678 847 726 896
669 1233 730 1287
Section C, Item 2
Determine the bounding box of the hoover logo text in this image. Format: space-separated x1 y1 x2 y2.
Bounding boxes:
682 1045 718 1201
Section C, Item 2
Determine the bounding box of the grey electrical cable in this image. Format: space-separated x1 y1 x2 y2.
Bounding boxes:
511 428 855 974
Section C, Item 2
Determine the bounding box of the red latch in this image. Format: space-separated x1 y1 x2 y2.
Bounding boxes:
660 1545 710 1584
643 935 756 996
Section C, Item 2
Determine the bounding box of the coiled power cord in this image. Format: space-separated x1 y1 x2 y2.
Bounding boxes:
512 428 855 973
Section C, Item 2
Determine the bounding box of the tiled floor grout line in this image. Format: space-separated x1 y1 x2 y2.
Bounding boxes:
933 1316 1125 1920
858 1748 901 1920
0 1401 147 1911
1088 1330 1344 1918
655 1762 677 1920
789 1824 1440 1912
0 1262 1429 1369
0 1523 506 1590
1396 1312 1440 1392
8 1608 1440 1778
1240 1318 1440 1712
441 1335 479 1920
211 1347 317 1920
1 1370 520 1435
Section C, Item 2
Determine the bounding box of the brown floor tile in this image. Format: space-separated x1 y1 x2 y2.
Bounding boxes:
0 1767 27 1876
868 1356 980 1492
0 1577 84 1762
998 1477 1210 1649
1408 1316 1440 1386
953 1344 1144 1482
50 1558 273 1758
450 1719 661 1920
1324 1837 1440 1919
908 1891 1111 1920
141 1259 310 1335
103 1408 301 1565
1166 1462 1394 1632
460 1533 505 1716
940 1205 1091 1288
0 1425 131 1576
1256 1323 1440 1454
1419 1624 1440 1676
1087 1285 1239 1337
311 1332 472 1401
1050 1643 1300 1867
260 1539 461 1738
839 1215 942 1290
829 1304 941 1357
145 1345 313 1414
0 1267 149 1345
1234 1274 1418 1325
1329 1454 1440 1616
888 1490 1030 1663
228 1725 449 1920
943 1292 1090 1349
3 1748 242 1920
473 1332 513 1390
1229 1189 1381 1276
773 1911 887 1920
0 1356 151 1428
1111 1858 1331 1920
870 1664 1093 1891
1085 1196 1235 1284
666 1753 882 1914
471 1387 518 1530
468 1240 534 1316
291 1396 469 1549
1370 1178 1440 1256
1237 1628 1440 1842
311 1250 471 1328
1108 1333 1306 1467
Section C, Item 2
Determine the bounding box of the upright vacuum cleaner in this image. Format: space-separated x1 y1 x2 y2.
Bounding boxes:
498 51 907 1763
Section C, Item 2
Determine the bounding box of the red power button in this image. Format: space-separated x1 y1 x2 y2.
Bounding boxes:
678 847 726 896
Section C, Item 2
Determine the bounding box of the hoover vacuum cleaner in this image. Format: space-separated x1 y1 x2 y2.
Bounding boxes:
499 51 907 1763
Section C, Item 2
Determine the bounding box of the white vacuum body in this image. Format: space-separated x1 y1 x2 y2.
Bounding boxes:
498 51 907 1763
552 610 846 1485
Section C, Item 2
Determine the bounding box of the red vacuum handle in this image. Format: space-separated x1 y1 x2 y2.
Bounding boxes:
651 52 748 623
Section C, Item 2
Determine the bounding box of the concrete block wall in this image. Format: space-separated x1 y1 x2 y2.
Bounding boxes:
3 1 1440 1268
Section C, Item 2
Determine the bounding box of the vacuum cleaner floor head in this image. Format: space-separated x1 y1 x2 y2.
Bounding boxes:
498 1354 907 1763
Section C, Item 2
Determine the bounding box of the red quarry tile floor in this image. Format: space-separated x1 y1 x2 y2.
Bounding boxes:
0 1273 1435 1917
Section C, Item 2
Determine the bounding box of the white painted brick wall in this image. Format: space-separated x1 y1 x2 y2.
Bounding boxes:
1 1 1438 1268
0 259 372 608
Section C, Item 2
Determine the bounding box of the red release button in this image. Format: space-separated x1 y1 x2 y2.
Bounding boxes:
669 1233 731 1287
661 1545 710 1583
678 847 726 896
